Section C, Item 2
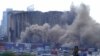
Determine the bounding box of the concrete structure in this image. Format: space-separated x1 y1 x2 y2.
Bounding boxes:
0 8 13 41
4 8 75 42
1 8 13 36
7 11 64 42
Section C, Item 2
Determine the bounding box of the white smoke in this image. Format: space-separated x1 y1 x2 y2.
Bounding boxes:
19 23 66 44
60 4 100 48
48 24 66 43
19 4 100 48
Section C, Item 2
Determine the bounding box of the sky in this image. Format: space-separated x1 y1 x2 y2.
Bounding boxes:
0 0 100 24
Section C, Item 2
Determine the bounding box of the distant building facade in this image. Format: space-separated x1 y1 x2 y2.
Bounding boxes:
0 8 13 41
1 8 13 36
7 11 64 42
1 8 76 42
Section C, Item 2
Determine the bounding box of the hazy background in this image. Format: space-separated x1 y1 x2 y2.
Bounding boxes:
0 0 100 25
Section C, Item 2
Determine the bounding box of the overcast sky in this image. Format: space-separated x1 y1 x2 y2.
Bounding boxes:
0 0 100 24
